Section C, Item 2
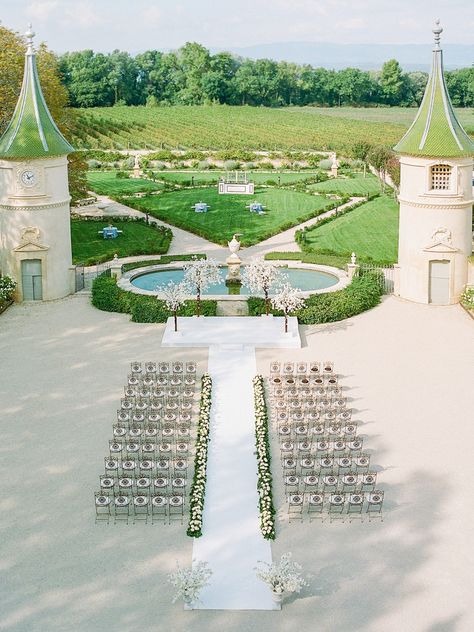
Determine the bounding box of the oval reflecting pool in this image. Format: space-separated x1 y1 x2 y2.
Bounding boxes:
130 266 339 295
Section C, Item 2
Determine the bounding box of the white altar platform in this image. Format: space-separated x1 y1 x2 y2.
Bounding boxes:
161 315 301 349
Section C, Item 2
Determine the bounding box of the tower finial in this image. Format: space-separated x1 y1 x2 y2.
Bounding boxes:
433 18 443 49
25 23 35 55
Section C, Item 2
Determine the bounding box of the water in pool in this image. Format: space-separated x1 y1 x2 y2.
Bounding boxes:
131 266 339 295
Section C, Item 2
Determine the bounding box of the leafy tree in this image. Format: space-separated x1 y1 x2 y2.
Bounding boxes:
446 67 474 107
380 59 407 105
351 141 373 177
335 68 374 105
368 145 392 192
406 71 428 106
108 50 140 105
60 50 114 107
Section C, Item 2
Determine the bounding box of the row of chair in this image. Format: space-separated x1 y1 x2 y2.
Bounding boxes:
95 491 185 524
288 490 384 523
270 361 335 375
284 471 377 491
130 361 196 375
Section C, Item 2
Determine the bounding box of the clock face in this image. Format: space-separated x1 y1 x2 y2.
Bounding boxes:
21 170 37 187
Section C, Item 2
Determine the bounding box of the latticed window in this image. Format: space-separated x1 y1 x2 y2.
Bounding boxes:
430 164 452 190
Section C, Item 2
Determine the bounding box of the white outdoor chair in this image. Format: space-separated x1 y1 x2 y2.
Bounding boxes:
169 495 184 524
347 493 364 521
307 493 324 521
366 490 384 521
95 492 111 523
133 494 149 523
329 493 345 522
151 495 167 523
270 361 281 374
288 494 304 522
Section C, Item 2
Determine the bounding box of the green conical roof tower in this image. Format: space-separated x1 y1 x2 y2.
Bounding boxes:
394 20 474 158
0 24 74 159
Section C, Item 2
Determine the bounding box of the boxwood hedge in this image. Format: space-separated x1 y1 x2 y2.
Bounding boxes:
91 275 217 321
248 272 384 324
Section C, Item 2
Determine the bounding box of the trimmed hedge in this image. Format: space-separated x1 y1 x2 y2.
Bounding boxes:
91 275 217 321
122 253 206 273
91 275 131 313
248 272 384 324
264 250 348 270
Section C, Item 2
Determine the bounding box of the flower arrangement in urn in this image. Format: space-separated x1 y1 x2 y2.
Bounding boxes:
255 553 309 604
168 560 212 606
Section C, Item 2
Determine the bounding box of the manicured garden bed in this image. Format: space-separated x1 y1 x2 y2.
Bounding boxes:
264 251 349 270
86 171 163 196
71 217 172 265
156 171 324 186
308 173 382 197
301 195 399 263
124 186 336 247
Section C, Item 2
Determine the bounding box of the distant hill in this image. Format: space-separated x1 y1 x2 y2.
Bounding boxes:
212 42 474 71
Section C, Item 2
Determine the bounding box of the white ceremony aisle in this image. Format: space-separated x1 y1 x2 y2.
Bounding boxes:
192 345 275 609
162 316 301 609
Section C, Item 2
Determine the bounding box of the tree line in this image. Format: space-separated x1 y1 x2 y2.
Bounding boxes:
58 43 474 109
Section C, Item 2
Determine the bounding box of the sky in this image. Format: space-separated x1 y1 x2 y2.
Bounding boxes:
0 0 473 53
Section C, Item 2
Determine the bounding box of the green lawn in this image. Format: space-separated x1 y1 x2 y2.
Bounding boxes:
156 171 322 186
304 196 399 262
87 171 163 196
128 187 335 247
71 219 171 265
308 173 382 196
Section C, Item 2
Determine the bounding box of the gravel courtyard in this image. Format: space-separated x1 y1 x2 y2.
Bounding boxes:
0 294 472 632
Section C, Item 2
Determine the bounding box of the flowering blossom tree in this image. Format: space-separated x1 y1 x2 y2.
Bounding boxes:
271 283 304 332
183 258 221 316
161 280 189 331
242 258 284 315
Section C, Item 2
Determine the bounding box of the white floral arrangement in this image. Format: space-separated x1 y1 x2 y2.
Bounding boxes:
461 286 474 310
253 375 276 540
168 560 212 605
0 276 16 301
256 553 308 597
187 373 212 537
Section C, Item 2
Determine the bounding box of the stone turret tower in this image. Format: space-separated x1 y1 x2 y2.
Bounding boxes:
394 20 474 305
0 25 74 301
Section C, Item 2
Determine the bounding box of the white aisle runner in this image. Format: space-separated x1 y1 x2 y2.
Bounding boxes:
191 345 275 610
161 317 301 610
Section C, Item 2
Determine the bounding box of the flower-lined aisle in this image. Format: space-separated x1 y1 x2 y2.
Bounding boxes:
253 375 276 540
190 346 275 610
187 373 212 537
